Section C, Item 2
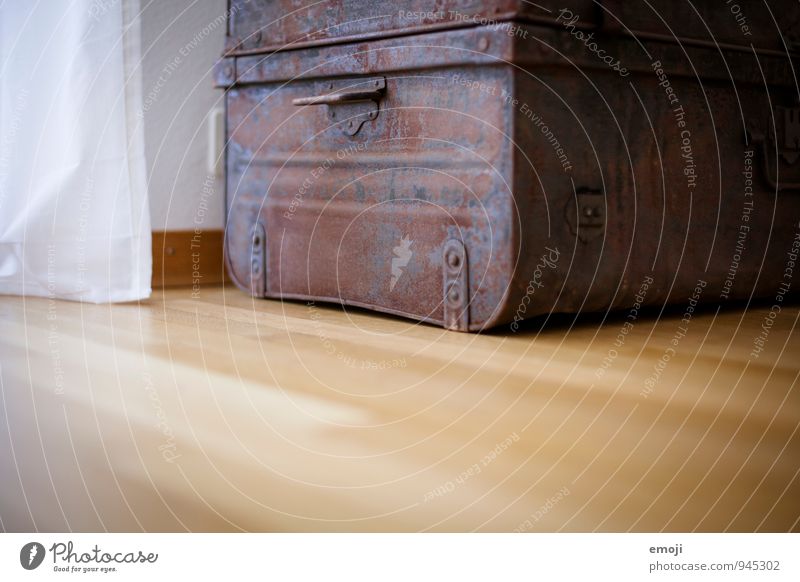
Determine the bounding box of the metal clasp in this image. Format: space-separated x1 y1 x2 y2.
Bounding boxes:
293 77 385 136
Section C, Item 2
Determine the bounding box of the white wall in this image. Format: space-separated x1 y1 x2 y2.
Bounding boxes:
140 0 227 231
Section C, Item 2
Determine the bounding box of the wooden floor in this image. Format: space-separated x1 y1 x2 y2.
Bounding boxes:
1 287 798 532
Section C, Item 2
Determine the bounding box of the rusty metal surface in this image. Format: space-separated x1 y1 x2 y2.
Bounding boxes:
225 0 521 54
221 9 800 331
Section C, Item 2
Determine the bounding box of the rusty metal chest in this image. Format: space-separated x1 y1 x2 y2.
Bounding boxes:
217 0 800 331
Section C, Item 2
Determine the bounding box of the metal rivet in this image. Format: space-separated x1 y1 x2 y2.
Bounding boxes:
478 37 490 52
446 251 461 269
447 285 461 306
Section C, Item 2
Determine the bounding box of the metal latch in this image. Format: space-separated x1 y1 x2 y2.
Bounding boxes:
747 105 800 192
293 77 385 136
566 189 605 243
782 106 800 159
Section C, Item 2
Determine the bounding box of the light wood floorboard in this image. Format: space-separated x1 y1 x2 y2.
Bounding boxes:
1 288 798 531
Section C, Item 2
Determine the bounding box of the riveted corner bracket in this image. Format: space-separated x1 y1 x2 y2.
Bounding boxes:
250 222 267 297
442 239 470 332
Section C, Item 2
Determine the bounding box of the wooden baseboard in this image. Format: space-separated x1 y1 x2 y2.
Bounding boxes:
152 230 227 288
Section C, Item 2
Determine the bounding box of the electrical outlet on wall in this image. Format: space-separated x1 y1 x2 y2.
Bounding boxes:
207 107 225 177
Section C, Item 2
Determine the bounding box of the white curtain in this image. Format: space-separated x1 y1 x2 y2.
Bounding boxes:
0 0 150 302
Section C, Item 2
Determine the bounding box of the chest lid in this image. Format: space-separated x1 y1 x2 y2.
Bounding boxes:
225 0 799 57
